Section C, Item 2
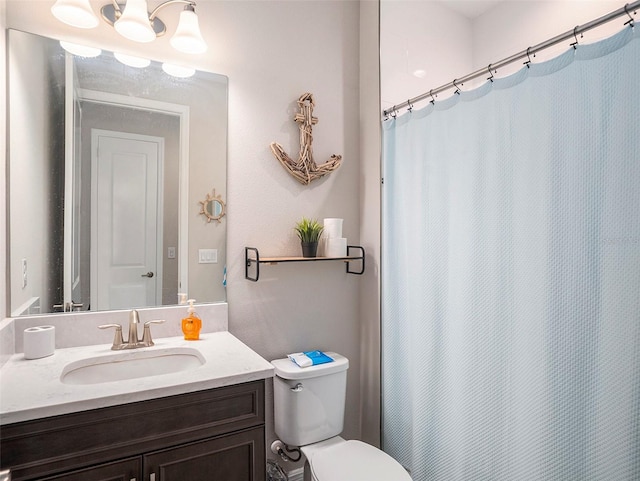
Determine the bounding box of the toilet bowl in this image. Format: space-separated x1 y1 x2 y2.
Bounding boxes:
271 352 412 481
301 436 411 481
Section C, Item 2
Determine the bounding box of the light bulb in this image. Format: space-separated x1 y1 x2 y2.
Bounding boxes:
162 63 196 78
60 41 102 58
114 52 151 68
170 7 207 54
114 0 156 43
51 0 99 29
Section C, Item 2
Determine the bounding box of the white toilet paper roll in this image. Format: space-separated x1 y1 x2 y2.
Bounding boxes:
323 218 343 239
326 237 347 257
23 325 55 360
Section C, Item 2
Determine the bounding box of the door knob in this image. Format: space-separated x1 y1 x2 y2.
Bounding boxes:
141 272 154 278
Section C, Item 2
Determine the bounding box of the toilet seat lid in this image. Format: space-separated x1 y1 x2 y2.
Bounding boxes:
310 440 411 481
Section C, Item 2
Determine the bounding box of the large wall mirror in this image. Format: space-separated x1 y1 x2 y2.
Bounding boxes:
7 29 228 317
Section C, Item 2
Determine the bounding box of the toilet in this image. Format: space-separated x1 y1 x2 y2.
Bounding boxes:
271 352 412 481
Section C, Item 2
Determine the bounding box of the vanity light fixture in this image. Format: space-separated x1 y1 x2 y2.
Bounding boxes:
114 52 152 68
112 0 157 43
51 0 100 29
169 4 207 54
51 0 208 54
60 40 102 57
162 62 196 78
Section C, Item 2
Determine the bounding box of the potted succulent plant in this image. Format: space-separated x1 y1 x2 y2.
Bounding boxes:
294 217 324 258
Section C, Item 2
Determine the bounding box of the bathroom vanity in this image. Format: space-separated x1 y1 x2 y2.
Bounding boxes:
0 330 274 481
2 381 265 481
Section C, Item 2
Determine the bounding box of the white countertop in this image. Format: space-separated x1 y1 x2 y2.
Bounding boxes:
0 331 274 425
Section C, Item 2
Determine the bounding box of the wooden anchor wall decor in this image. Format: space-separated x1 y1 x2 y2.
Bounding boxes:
270 92 342 185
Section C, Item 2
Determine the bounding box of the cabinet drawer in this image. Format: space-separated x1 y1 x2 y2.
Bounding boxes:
39 457 141 481
1 381 265 481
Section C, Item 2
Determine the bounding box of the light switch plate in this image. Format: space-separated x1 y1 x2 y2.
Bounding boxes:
198 249 218 264
21 258 27 288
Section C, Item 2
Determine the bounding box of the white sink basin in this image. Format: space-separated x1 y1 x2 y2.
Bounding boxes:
60 347 206 385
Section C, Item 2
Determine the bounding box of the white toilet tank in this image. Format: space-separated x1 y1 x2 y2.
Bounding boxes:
271 352 349 447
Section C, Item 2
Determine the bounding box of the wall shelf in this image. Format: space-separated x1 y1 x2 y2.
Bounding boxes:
245 246 365 282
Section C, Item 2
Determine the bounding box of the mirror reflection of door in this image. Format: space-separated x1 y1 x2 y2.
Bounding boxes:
62 54 84 313
91 130 164 311
69 91 83 311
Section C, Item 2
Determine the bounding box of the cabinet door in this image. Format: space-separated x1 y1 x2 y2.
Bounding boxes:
39 457 141 481
144 427 265 481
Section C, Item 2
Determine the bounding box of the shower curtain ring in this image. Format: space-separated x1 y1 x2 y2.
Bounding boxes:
623 3 635 26
429 89 436 104
407 99 413 112
570 26 582 49
524 47 534 67
487 64 494 82
453 79 461 95
391 107 397 119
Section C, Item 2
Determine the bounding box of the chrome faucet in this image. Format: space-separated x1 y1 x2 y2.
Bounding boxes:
99 310 165 350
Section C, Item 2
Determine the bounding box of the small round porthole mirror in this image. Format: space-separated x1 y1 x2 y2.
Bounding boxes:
199 189 226 223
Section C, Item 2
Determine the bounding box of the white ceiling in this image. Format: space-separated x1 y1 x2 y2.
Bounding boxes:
436 0 503 19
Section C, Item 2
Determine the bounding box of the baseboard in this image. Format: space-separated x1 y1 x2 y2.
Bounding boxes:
287 467 304 481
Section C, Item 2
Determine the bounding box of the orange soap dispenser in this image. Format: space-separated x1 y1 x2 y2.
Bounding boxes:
181 299 202 340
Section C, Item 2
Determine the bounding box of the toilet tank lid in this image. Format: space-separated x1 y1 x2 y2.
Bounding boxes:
271 352 349 380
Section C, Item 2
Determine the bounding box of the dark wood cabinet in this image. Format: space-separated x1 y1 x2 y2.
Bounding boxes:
40 458 141 481
1 381 266 481
144 427 263 481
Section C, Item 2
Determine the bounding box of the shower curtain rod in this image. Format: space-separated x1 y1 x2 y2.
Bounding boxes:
383 1 639 118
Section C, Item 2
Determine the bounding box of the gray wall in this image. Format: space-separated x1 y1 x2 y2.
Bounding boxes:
8 30 65 315
0 0 6 320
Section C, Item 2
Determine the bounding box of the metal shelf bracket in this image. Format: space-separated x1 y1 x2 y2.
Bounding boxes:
244 246 365 282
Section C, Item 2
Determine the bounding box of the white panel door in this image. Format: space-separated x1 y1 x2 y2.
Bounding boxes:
91 130 164 311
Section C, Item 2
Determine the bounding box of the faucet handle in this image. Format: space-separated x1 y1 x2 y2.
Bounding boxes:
98 324 125 350
141 320 165 347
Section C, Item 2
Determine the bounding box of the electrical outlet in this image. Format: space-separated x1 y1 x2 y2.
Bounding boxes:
168 246 176 259
21 258 27 288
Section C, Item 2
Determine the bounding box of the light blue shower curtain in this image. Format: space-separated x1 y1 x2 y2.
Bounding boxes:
382 27 640 481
